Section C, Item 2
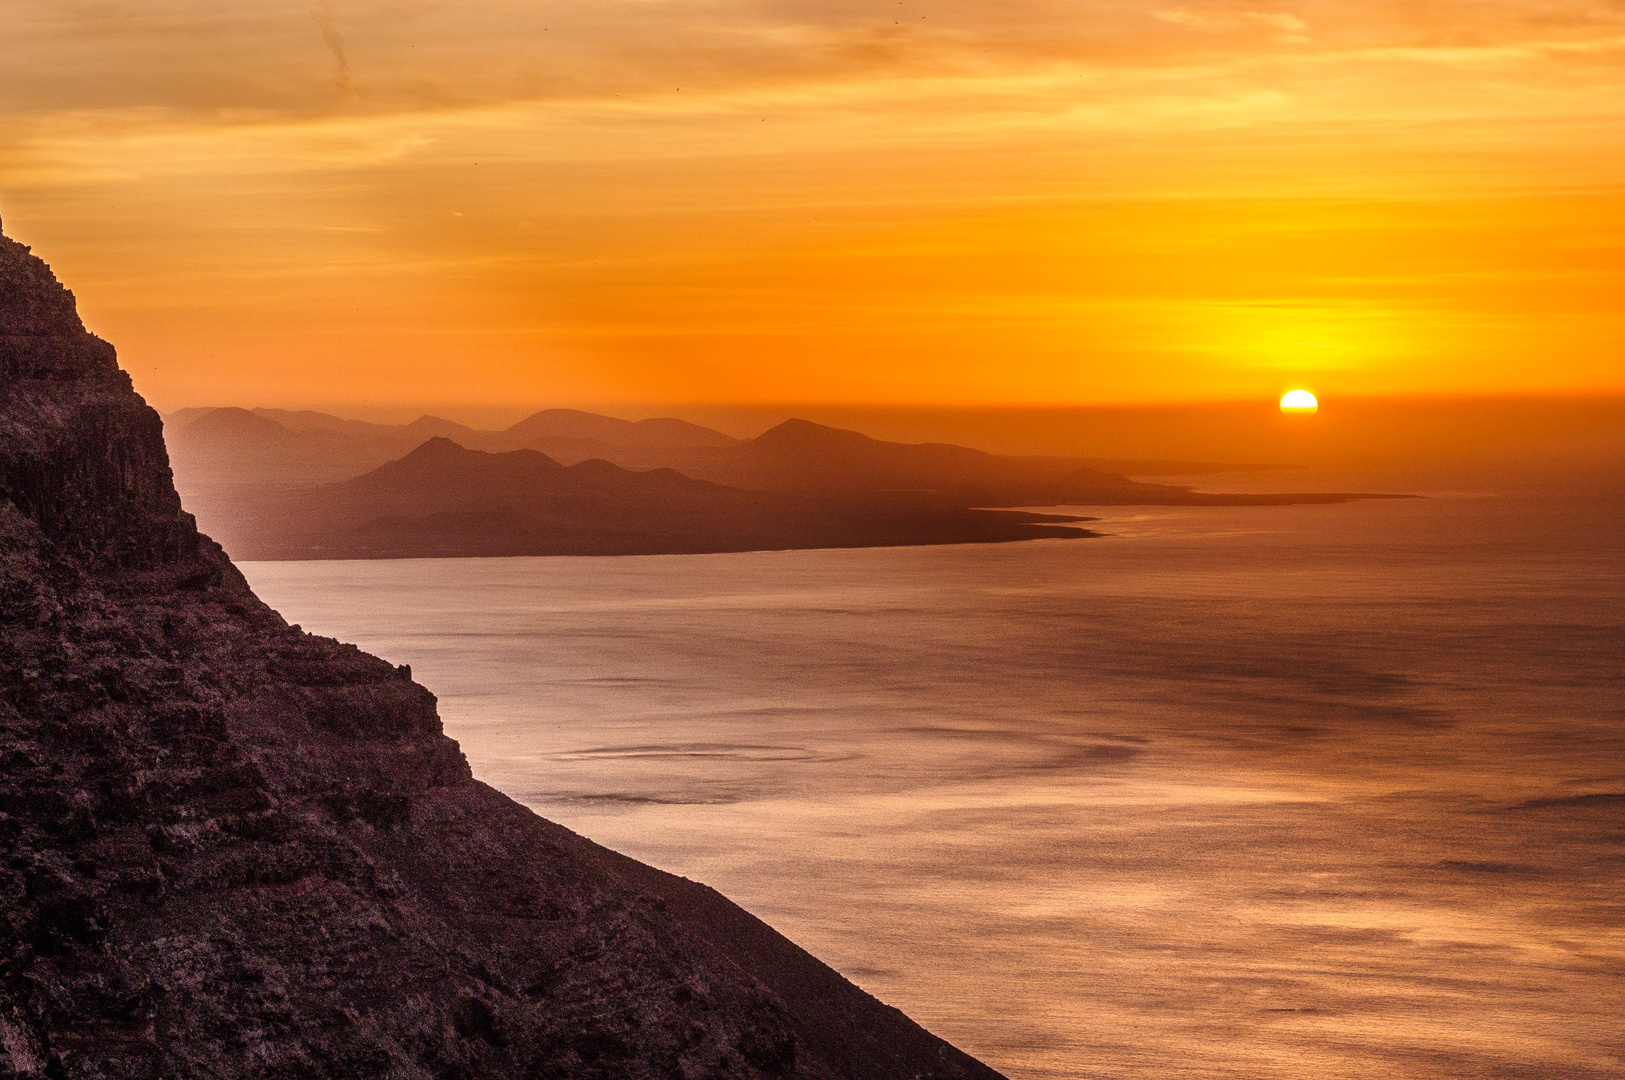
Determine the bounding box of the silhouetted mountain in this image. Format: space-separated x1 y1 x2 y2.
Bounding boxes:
357 435 567 488
210 438 1095 559
163 407 743 505
166 409 1396 556
166 406 396 487
243 408 485 450
698 418 1115 497
180 405 298 441
691 419 1384 507
404 412 485 439
0 216 1005 1077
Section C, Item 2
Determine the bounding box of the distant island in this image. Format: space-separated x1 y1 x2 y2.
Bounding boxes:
165 407 1404 561
199 436 1099 559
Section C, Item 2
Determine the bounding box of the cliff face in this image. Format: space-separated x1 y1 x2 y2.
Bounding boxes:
0 226 1003 1080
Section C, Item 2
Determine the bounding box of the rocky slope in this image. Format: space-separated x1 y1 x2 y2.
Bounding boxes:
0 224 1004 1079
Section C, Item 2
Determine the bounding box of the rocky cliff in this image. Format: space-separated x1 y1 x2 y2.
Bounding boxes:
0 223 1004 1080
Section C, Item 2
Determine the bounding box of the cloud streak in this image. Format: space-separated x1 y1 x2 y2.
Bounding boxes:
1155 8 1310 43
313 0 358 103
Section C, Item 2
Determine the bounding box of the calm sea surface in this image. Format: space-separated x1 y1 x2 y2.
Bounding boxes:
240 491 1624 1080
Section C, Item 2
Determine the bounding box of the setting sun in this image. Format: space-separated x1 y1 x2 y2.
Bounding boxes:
1280 389 1319 414
9 2 1625 410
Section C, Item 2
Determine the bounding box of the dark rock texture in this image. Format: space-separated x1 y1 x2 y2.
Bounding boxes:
0 224 1004 1079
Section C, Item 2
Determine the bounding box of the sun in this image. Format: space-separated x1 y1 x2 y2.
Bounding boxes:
1280 389 1319 413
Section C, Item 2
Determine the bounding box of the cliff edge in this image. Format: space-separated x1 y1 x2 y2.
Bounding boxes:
0 223 1005 1079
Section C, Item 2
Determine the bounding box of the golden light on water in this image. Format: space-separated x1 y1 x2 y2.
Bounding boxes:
1280 389 1319 413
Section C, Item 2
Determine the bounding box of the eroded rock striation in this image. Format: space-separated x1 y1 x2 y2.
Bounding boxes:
0 223 1004 1079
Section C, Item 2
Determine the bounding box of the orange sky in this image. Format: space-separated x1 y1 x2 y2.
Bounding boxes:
3 0 1624 413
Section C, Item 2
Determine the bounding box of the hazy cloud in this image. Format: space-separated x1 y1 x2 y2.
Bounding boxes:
7 1 1625 123
1155 8 1311 42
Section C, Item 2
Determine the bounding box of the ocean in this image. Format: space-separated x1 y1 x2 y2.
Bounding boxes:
240 489 1624 1079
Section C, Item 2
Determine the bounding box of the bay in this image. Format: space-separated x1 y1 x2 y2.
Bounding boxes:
241 491 1625 1079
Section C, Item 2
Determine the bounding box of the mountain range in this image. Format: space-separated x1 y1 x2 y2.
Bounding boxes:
164 405 742 487
165 408 1396 560
203 437 1098 560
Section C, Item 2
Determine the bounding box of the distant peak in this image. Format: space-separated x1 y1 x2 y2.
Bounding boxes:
387 438 563 470
179 407 298 438
503 408 636 437
404 436 470 455
753 418 876 446
405 414 472 432
521 408 604 421
567 457 632 476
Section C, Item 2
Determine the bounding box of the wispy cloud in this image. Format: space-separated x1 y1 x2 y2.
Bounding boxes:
1155 8 1310 43
312 1 358 103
